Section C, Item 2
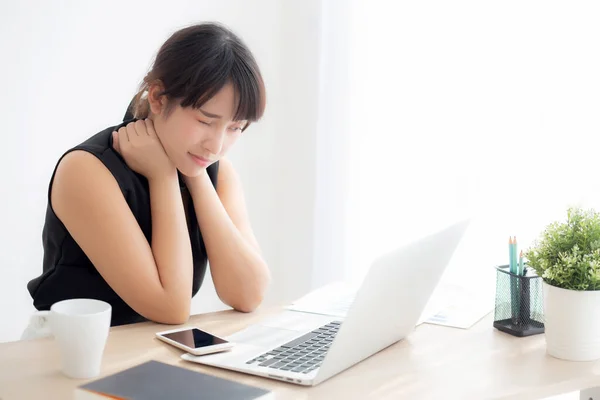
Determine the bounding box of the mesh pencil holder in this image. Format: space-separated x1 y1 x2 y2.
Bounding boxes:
493 265 545 337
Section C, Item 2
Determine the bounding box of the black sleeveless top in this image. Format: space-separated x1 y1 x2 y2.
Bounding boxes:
26 117 217 326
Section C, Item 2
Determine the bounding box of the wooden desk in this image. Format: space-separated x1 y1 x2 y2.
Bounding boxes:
1 306 600 400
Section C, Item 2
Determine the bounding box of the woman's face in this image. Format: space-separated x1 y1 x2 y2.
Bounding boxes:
149 82 247 177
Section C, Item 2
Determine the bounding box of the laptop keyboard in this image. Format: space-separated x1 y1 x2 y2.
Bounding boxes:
245 321 342 374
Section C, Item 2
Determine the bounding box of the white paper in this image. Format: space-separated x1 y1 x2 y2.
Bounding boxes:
285 281 493 329
423 283 494 329
285 282 356 319
285 282 435 326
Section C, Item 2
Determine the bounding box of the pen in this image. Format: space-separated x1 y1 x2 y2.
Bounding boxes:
509 237 515 274
518 250 523 276
513 236 516 274
509 236 519 324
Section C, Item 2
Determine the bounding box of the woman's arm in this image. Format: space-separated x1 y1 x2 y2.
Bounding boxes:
185 157 271 312
52 150 193 324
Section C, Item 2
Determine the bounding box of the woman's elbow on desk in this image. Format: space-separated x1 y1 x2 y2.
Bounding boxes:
152 315 190 325
220 270 272 313
145 312 190 326
227 297 262 314
136 296 192 325
152 310 191 325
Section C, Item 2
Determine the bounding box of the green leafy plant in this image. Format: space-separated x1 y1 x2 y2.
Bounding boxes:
525 207 600 291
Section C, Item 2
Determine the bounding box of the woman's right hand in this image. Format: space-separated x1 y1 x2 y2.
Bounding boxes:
112 119 176 181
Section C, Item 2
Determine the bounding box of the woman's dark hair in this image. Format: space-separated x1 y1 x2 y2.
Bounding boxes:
127 22 265 129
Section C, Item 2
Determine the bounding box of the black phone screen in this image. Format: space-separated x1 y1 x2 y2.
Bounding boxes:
162 328 228 348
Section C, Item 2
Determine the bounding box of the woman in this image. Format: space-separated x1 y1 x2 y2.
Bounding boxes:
26 22 271 327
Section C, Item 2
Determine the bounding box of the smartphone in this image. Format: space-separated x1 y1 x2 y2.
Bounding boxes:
155 327 234 356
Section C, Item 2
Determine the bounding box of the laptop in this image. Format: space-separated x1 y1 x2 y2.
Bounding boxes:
182 219 470 386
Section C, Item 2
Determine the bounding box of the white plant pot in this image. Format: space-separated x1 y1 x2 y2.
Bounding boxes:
543 282 600 361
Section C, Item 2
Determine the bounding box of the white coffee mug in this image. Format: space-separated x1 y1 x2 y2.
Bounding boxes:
29 298 112 379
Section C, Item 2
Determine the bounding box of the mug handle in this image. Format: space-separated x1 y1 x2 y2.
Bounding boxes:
20 310 53 340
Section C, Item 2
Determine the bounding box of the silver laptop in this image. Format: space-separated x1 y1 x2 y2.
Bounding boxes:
182 219 470 386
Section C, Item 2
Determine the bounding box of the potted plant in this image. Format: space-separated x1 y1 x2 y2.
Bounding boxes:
525 206 600 361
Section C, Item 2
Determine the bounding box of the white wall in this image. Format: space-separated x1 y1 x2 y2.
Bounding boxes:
342 1 600 285
0 0 323 342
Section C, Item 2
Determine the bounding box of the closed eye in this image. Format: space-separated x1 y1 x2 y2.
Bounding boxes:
199 120 211 126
